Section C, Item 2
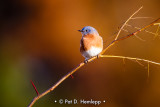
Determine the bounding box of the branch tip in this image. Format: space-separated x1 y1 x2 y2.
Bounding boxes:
30 80 39 96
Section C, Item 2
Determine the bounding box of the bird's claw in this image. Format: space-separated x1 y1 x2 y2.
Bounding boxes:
84 60 88 64
97 55 99 59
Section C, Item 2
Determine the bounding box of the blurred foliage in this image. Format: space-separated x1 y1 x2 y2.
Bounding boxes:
0 0 160 107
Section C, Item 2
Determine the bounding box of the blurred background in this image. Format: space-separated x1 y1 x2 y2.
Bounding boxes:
0 0 160 107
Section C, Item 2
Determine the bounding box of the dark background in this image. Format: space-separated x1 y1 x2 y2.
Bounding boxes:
0 0 160 107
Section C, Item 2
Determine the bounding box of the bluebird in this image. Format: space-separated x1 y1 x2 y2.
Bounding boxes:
78 26 103 63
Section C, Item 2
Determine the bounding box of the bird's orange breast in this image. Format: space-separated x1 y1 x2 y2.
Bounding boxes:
80 34 103 53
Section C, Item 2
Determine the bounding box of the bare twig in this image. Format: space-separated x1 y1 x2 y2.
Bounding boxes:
28 61 87 107
28 9 160 107
100 55 160 65
154 23 160 25
114 6 143 40
126 24 160 37
122 28 146 41
131 17 153 20
148 62 150 78
101 18 160 54
100 54 159 80
122 58 126 72
154 24 160 39
135 59 145 67
30 80 39 96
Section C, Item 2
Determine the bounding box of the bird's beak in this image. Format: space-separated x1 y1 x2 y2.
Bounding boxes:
78 30 83 32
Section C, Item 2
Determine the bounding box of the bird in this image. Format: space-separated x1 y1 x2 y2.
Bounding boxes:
78 26 103 63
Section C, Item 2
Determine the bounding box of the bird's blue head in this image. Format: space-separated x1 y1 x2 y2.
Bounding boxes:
78 26 99 36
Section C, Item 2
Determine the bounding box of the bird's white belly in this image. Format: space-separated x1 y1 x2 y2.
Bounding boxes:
82 46 102 59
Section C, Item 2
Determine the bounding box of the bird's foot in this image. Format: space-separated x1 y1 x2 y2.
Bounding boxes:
97 54 100 59
84 59 88 64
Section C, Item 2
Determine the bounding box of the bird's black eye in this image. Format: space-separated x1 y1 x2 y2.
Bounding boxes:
86 30 88 32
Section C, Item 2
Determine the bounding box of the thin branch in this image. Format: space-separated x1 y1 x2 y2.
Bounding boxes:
154 23 160 25
131 17 153 20
70 74 74 79
148 62 150 78
101 18 160 54
28 61 86 107
30 80 39 96
114 6 143 40
122 28 146 41
135 59 145 67
100 55 160 65
154 24 160 39
123 58 126 72
28 13 160 107
126 24 160 37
